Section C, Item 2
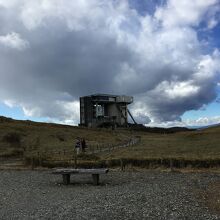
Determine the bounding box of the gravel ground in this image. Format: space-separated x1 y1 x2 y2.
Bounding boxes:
0 170 220 220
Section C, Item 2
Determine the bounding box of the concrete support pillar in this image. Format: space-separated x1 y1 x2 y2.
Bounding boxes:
92 174 99 185
62 174 70 185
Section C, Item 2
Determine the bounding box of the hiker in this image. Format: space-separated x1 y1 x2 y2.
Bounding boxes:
75 137 81 155
81 138 86 152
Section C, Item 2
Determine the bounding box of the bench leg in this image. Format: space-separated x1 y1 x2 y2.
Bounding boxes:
62 174 70 185
92 174 99 185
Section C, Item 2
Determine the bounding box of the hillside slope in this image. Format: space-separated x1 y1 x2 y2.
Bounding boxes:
0 116 129 158
104 125 220 161
0 116 220 168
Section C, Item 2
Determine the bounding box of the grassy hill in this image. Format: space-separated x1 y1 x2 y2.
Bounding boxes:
105 126 220 161
0 116 220 168
0 116 129 158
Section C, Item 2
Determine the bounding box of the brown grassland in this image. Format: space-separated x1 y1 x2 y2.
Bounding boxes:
0 116 220 168
104 126 220 160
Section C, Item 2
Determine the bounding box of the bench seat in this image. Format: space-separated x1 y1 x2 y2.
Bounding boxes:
52 168 109 185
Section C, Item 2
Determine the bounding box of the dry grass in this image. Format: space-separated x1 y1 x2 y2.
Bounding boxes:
0 117 220 168
0 118 129 159
103 128 220 161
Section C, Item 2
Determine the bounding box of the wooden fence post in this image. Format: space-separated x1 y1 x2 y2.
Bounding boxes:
59 151 61 160
74 152 77 168
120 159 125 171
37 152 40 166
170 159 174 172
31 156 34 170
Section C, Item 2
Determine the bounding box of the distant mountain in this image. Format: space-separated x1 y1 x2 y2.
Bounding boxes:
196 123 220 131
128 123 194 133
0 116 14 123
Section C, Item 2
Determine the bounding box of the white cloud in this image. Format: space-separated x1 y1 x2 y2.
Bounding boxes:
129 101 151 124
155 0 219 28
0 32 29 50
55 100 80 125
0 0 21 8
185 116 220 127
147 116 220 128
207 18 218 29
22 106 40 117
19 0 109 31
3 99 17 108
194 50 220 81
22 100 80 125
152 81 200 99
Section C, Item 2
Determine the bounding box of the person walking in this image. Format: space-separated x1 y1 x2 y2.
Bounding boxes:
81 138 86 153
75 137 81 155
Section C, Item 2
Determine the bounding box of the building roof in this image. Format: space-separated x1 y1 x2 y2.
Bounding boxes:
81 93 117 98
80 93 133 104
81 93 134 98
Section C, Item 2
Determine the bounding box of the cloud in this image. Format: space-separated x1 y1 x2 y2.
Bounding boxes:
0 0 220 125
0 0 20 8
155 0 220 28
147 116 220 128
0 32 29 50
207 18 218 29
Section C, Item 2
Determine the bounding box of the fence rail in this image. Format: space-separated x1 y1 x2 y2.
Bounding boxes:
86 136 141 154
24 136 141 166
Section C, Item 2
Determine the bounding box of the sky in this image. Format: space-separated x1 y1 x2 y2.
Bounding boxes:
0 0 220 127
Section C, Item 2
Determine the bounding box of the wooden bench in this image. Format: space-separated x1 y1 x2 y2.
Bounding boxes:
52 168 109 185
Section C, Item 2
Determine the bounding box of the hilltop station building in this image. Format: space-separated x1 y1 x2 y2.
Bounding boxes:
79 94 136 127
